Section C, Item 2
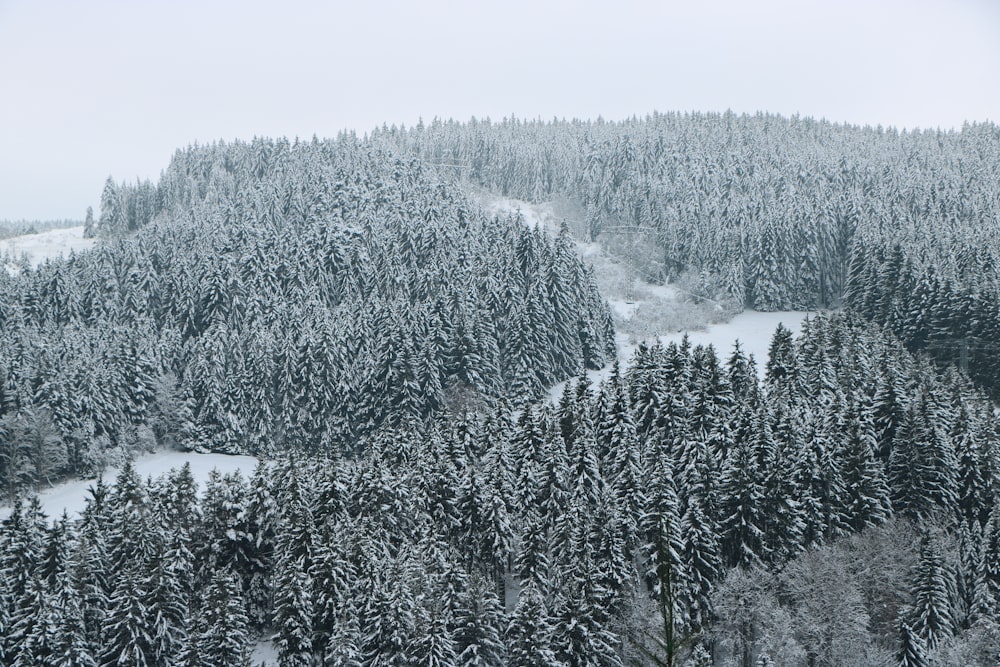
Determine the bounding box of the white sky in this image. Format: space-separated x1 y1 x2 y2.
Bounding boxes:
1 0 998 220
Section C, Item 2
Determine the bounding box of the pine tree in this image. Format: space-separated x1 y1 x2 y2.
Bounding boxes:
310 520 357 664
2 498 49 664
758 405 805 563
506 585 559 667
358 560 416 667
977 507 1000 620
198 570 251 667
50 566 98 667
101 569 151 667
454 575 505 667
551 522 623 667
321 608 363 667
680 491 721 635
718 436 767 568
144 528 191 667
273 555 313 667
11 576 55 667
891 390 959 522
515 505 551 595
897 622 929 667
244 460 277 630
764 322 797 402
909 531 956 650
841 396 892 531
413 597 458 667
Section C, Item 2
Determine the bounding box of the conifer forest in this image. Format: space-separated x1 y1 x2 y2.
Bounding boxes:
2 113 1000 666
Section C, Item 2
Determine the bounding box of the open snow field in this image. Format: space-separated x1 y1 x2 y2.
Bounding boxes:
0 451 259 521
548 309 812 402
656 309 810 370
2 225 96 273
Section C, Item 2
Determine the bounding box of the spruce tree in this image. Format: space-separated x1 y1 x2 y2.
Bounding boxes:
198 570 251 667
273 555 314 667
897 622 929 667
909 531 956 650
506 585 559 667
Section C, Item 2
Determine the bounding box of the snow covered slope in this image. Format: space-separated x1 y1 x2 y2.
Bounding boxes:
0 451 259 521
2 225 96 273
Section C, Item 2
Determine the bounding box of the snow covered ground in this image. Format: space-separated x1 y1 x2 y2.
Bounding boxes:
656 309 810 371
251 638 279 666
0 450 259 521
481 196 560 232
2 225 96 273
548 309 812 402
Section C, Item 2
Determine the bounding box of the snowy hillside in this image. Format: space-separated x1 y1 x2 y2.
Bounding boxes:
0 450 259 521
2 225 96 273
484 198 813 399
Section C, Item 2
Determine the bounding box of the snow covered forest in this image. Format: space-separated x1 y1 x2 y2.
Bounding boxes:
2 113 1000 665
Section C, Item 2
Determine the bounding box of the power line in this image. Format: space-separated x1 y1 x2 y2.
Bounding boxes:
925 335 1000 373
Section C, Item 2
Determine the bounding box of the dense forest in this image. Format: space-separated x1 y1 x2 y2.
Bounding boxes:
2 112 1000 665
0 138 613 491
2 315 998 665
382 113 1000 397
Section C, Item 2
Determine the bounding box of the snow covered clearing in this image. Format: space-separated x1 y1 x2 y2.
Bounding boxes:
0 450 259 521
2 225 96 273
548 309 813 402
481 196 560 232
656 309 811 372
252 638 279 666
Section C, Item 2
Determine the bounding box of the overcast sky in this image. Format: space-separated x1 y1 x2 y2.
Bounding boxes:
1 0 998 220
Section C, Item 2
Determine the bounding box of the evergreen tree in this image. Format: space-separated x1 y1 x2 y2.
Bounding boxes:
455 576 506 667
50 566 98 667
841 396 892 531
897 622 929 667
718 435 767 568
101 569 152 667
680 491 720 635
506 585 559 667
198 570 251 667
273 555 313 667
909 531 956 650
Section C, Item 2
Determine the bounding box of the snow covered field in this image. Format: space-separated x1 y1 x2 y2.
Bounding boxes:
2 225 96 273
548 309 811 402
0 451 259 521
656 309 810 371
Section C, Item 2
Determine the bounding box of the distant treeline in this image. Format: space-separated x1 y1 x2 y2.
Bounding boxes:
0 219 83 240
375 112 1000 395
